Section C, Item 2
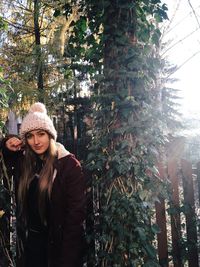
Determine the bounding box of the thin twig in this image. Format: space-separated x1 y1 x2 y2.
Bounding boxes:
188 0 200 28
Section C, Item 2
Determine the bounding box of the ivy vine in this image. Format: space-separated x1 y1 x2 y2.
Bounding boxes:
68 1 172 266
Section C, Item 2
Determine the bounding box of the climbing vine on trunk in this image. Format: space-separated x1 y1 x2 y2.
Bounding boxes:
74 1 171 266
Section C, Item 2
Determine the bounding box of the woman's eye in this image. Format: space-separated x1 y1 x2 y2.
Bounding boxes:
38 132 45 136
26 134 32 139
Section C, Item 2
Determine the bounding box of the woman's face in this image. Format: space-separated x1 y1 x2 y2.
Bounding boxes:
26 130 50 156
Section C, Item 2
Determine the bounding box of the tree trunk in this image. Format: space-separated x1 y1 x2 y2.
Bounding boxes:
34 0 44 102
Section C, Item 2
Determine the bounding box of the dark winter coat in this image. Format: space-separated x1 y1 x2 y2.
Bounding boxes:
1 140 86 267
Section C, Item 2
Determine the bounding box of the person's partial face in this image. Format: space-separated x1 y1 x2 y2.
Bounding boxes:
26 130 50 156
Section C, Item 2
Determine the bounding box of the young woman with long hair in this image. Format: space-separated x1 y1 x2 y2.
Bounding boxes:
2 102 86 267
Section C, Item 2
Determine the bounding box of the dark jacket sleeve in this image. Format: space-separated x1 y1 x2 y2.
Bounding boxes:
60 156 86 267
0 136 23 190
1 136 22 167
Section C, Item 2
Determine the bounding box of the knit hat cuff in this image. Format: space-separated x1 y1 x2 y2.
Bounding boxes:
19 103 57 140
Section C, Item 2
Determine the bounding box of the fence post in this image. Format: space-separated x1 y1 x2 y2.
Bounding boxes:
167 138 186 267
0 152 12 267
155 162 168 267
196 162 200 207
181 159 199 267
168 159 183 267
85 170 96 267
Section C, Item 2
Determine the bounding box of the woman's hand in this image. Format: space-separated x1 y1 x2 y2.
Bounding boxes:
6 137 23 152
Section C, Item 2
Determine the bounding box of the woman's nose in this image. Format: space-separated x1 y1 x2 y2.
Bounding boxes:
33 136 39 144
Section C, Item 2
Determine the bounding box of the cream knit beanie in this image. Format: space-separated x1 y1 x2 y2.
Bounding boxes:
20 102 57 140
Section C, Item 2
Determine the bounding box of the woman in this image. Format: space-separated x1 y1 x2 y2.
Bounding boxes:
2 102 86 267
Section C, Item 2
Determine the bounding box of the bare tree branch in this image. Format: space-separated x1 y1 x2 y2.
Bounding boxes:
162 27 200 56
167 50 200 78
188 0 200 29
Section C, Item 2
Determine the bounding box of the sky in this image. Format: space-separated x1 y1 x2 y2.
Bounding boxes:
163 0 200 118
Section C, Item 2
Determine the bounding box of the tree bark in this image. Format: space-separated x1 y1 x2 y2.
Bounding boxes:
34 0 44 102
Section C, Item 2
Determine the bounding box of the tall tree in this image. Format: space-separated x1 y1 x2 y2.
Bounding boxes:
71 0 171 266
0 0 81 110
33 0 44 102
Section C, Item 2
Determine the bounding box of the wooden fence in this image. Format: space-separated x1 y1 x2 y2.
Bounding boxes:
85 160 200 267
155 139 200 267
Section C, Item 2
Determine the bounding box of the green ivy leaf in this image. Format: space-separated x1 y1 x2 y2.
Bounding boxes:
144 243 156 258
151 29 161 46
53 9 61 17
136 227 146 241
151 224 161 234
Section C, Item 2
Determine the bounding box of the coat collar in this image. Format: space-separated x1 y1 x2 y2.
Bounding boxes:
52 143 71 183
56 142 70 160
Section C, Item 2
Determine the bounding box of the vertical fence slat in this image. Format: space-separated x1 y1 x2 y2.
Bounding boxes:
168 159 183 267
155 162 168 267
85 170 96 267
181 159 199 267
196 162 200 207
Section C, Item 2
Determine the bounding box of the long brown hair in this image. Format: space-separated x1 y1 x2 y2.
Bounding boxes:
18 136 57 224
